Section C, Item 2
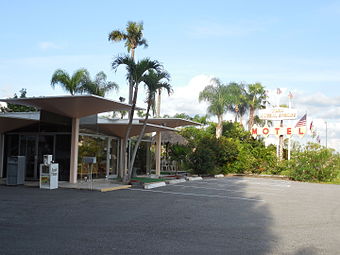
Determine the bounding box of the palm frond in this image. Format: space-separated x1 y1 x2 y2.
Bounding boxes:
51 69 70 89
108 30 127 42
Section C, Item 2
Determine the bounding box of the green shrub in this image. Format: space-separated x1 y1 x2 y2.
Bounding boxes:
187 135 238 175
287 143 340 182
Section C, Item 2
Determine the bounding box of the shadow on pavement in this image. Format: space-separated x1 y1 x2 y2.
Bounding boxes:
0 179 278 254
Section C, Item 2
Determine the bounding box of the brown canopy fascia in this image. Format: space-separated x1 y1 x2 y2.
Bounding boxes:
93 122 177 138
139 118 201 128
0 95 139 119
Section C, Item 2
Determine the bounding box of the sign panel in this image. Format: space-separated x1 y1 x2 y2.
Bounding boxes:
251 125 306 138
259 107 297 120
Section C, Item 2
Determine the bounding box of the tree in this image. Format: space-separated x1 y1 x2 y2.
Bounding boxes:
112 55 162 182
1 88 37 112
81 71 118 97
128 70 172 180
199 78 229 138
51 69 89 95
108 21 148 104
226 82 247 123
245 83 266 130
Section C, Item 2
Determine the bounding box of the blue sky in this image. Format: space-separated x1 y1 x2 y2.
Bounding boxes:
1 0 340 150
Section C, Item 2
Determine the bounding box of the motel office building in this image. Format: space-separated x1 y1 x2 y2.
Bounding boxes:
0 95 183 184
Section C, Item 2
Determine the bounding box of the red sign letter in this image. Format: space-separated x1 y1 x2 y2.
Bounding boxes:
275 128 280 135
262 128 269 135
287 128 292 135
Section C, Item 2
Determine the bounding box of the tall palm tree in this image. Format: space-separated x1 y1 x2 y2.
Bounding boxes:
226 82 247 123
112 55 162 182
128 70 172 180
108 21 148 103
199 78 229 138
82 71 118 97
245 83 266 130
51 69 89 95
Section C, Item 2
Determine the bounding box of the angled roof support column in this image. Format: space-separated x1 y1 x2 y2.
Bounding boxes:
69 118 79 184
0 133 4 178
155 132 161 176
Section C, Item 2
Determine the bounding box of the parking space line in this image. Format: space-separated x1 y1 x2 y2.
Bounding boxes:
200 180 291 188
128 189 265 202
172 184 283 194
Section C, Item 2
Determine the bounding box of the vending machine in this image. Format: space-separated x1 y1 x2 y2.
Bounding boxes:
40 155 59 189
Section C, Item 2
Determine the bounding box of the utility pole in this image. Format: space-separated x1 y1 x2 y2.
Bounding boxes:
325 121 328 148
155 89 162 176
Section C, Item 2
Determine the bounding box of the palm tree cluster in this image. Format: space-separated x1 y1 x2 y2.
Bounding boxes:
199 79 266 138
112 55 172 182
49 21 172 183
109 21 172 182
51 69 118 97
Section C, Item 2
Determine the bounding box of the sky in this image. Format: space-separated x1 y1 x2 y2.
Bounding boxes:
1 0 340 151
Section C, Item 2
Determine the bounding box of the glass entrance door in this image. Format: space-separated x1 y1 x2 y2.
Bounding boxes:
19 135 38 180
19 134 55 180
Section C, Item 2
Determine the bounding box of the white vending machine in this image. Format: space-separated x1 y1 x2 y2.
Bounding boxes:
40 155 59 189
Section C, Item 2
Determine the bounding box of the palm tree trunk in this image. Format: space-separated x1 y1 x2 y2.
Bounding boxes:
216 115 223 138
122 84 139 183
128 103 151 180
128 48 135 104
248 106 255 131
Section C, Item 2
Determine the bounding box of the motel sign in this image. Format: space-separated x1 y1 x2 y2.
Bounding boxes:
251 125 307 138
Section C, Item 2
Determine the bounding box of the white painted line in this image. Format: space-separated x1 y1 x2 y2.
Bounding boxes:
201 179 291 188
197 182 287 191
166 179 187 185
186 177 203 181
143 182 166 189
129 189 265 202
173 184 283 195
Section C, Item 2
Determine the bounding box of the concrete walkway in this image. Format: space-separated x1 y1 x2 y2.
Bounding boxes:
58 179 131 192
1 178 131 192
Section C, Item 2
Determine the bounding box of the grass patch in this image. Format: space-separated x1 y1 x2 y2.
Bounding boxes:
131 177 166 183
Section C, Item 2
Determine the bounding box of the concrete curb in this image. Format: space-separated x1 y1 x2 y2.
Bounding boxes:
144 182 166 189
100 185 131 192
166 179 187 185
186 177 203 181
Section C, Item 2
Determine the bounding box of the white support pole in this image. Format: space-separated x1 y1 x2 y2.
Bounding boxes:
155 89 162 176
106 137 111 178
325 121 328 148
69 118 79 184
0 133 4 178
155 132 161 176
287 138 291 160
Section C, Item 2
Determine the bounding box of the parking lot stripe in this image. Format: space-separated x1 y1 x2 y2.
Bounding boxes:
201 180 291 188
128 189 265 202
172 184 283 194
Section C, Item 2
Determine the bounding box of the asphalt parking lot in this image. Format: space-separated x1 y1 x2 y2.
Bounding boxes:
0 177 340 255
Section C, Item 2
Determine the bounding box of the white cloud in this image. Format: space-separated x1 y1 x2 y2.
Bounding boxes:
38 41 62 51
161 74 213 116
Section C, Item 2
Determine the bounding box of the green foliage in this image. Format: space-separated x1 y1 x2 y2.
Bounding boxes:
1 89 37 112
180 121 277 175
186 134 239 175
226 138 277 174
108 21 148 55
81 71 118 97
285 143 340 182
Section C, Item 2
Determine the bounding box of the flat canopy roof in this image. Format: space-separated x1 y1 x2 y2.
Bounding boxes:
93 122 177 138
0 95 135 119
139 118 201 128
0 114 39 133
